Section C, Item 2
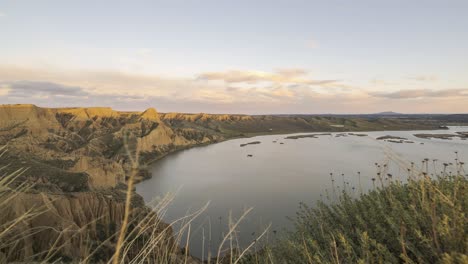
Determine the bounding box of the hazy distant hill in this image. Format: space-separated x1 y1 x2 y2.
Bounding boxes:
373 111 403 115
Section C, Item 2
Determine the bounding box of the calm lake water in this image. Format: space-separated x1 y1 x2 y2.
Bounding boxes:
136 127 468 258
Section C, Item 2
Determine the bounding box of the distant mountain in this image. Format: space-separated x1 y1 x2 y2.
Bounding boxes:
373 111 403 115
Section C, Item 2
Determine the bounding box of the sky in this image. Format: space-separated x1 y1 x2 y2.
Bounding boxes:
1 0 468 114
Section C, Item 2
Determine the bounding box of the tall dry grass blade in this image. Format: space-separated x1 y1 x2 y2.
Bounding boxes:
112 132 139 264
216 207 253 263
233 223 271 264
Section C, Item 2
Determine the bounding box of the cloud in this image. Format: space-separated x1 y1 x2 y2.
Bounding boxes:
275 68 308 78
0 80 154 108
0 85 9 96
370 79 396 86
0 73 356 112
198 70 276 83
136 48 153 56
4 81 89 98
198 69 339 86
0 65 195 98
407 75 438 82
370 88 468 99
0 12 5 18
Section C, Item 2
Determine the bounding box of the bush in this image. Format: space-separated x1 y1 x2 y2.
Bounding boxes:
268 175 467 263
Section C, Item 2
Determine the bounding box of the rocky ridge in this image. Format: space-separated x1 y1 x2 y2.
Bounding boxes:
0 104 223 189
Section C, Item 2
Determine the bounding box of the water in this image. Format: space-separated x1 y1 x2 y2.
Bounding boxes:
136 127 468 258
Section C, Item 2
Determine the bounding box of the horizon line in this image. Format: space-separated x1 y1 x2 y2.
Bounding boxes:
1 104 467 116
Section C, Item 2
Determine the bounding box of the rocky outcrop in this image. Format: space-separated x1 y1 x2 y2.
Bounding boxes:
0 186 181 263
140 107 160 121
71 156 125 187
0 104 226 190
2 191 122 261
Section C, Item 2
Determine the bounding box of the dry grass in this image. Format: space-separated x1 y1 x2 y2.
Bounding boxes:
0 140 270 264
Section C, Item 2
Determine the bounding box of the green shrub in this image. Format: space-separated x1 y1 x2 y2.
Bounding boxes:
267 175 467 263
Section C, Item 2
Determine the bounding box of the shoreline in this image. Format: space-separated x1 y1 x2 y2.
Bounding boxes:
136 125 452 185
133 125 468 260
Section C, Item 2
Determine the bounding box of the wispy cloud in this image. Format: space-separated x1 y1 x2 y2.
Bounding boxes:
370 79 396 86
370 88 468 99
136 48 153 56
275 68 308 78
0 12 5 18
0 84 9 96
407 75 438 82
198 69 339 86
4 81 88 98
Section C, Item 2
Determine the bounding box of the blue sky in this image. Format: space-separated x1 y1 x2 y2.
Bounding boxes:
1 0 467 113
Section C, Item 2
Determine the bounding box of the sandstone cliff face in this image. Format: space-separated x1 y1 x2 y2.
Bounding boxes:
2 191 122 261
0 187 182 263
0 104 226 190
71 156 125 187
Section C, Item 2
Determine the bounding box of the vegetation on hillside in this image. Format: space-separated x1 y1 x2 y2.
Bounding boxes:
241 162 467 263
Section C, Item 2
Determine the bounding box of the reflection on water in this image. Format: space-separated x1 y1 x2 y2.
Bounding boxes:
136 127 468 258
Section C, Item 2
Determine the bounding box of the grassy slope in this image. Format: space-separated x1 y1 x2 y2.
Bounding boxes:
162 114 446 139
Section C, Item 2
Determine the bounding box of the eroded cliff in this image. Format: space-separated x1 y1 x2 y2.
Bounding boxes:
0 104 224 190
0 183 193 263
0 104 225 263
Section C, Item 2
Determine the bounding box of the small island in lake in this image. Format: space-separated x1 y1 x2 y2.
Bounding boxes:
285 133 331 139
376 135 408 140
414 132 468 140
240 141 261 147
